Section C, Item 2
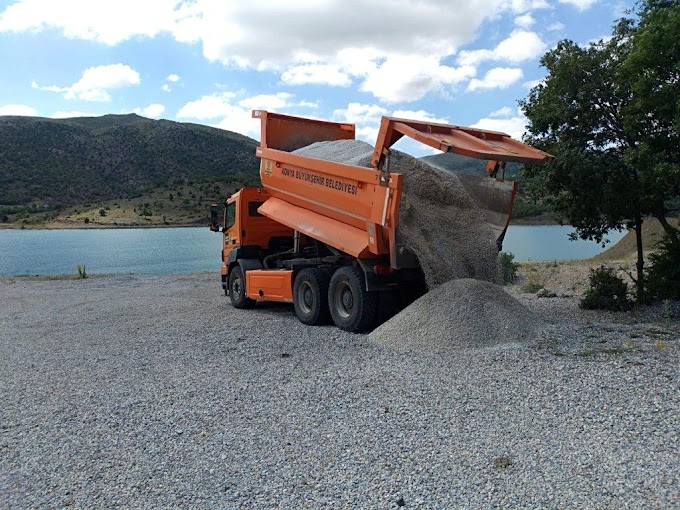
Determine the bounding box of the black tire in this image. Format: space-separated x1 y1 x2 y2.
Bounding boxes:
293 268 331 326
228 266 255 309
328 266 377 332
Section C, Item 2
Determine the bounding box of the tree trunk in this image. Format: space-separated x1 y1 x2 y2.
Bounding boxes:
634 214 645 303
653 210 679 243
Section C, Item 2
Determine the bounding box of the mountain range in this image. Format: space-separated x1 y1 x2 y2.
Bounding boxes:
0 114 259 206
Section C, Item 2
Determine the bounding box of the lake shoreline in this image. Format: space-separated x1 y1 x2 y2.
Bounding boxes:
1 216 560 230
0 225 629 277
0 222 206 230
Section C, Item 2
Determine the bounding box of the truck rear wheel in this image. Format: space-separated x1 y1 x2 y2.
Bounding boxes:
293 268 331 326
229 266 255 309
328 267 377 332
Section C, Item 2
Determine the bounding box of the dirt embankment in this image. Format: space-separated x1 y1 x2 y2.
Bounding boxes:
593 218 679 261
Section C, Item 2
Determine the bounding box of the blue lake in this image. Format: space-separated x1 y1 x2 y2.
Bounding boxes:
0 225 626 277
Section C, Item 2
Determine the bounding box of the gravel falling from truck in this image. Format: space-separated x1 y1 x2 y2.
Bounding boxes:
293 139 500 287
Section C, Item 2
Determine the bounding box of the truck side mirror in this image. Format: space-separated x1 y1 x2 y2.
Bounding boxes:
209 204 220 232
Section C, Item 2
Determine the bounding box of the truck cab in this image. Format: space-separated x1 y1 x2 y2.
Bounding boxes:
210 187 293 296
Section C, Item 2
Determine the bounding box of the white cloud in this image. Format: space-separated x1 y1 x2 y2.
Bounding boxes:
51 110 102 118
134 103 165 118
215 108 259 138
360 56 476 103
161 84 171 92
0 0 180 45
166 74 180 82
558 0 598 10
522 79 543 89
332 103 389 143
177 91 318 138
296 100 319 108
32 63 140 102
238 93 293 110
176 93 238 120
509 0 550 12
489 106 514 118
467 67 523 92
458 30 547 67
182 1 507 69
333 103 388 124
178 96 256 137
0 0 554 103
332 103 450 144
514 14 534 28
391 110 449 124
0 104 38 116
281 64 352 87
547 21 565 31
471 109 529 140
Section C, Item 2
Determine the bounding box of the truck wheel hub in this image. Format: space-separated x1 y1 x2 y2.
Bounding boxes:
339 285 354 317
300 282 314 314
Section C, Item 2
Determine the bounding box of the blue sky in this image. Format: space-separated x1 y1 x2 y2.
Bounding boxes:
0 0 633 155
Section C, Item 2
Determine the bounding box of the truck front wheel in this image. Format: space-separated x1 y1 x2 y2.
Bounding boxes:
328 267 377 332
293 268 331 326
228 266 255 309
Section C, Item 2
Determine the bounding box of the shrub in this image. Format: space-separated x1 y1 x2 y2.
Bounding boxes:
521 283 544 294
580 266 632 311
99 208 106 217
76 264 87 279
645 229 680 300
498 252 518 285
84 217 90 224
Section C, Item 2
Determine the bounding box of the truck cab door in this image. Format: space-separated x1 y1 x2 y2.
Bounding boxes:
223 200 239 259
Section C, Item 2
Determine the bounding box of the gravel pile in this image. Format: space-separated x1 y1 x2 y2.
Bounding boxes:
370 278 540 352
1 274 678 508
293 140 499 287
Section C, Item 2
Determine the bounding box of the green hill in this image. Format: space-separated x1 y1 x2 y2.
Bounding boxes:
0 114 260 207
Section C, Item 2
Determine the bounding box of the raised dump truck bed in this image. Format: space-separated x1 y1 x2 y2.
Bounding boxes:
210 110 552 332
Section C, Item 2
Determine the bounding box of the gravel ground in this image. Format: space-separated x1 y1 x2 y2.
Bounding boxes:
1 273 678 509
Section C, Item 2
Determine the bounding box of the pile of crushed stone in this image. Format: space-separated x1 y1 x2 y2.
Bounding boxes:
293 140 499 288
369 279 540 352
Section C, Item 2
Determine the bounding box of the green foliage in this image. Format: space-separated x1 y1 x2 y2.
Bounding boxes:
580 266 633 311
498 252 519 285
76 264 87 279
645 229 680 299
521 283 544 294
84 217 90 224
98 208 106 217
520 0 680 302
512 197 548 218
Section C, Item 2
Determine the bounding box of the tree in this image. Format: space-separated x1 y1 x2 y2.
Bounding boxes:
520 0 680 302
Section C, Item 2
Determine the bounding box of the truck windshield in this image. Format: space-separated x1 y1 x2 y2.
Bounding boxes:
225 202 236 229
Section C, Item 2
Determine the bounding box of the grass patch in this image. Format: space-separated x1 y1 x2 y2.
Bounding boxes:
11 273 112 281
521 283 544 293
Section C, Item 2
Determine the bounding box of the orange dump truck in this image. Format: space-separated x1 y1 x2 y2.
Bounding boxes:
210 110 551 332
